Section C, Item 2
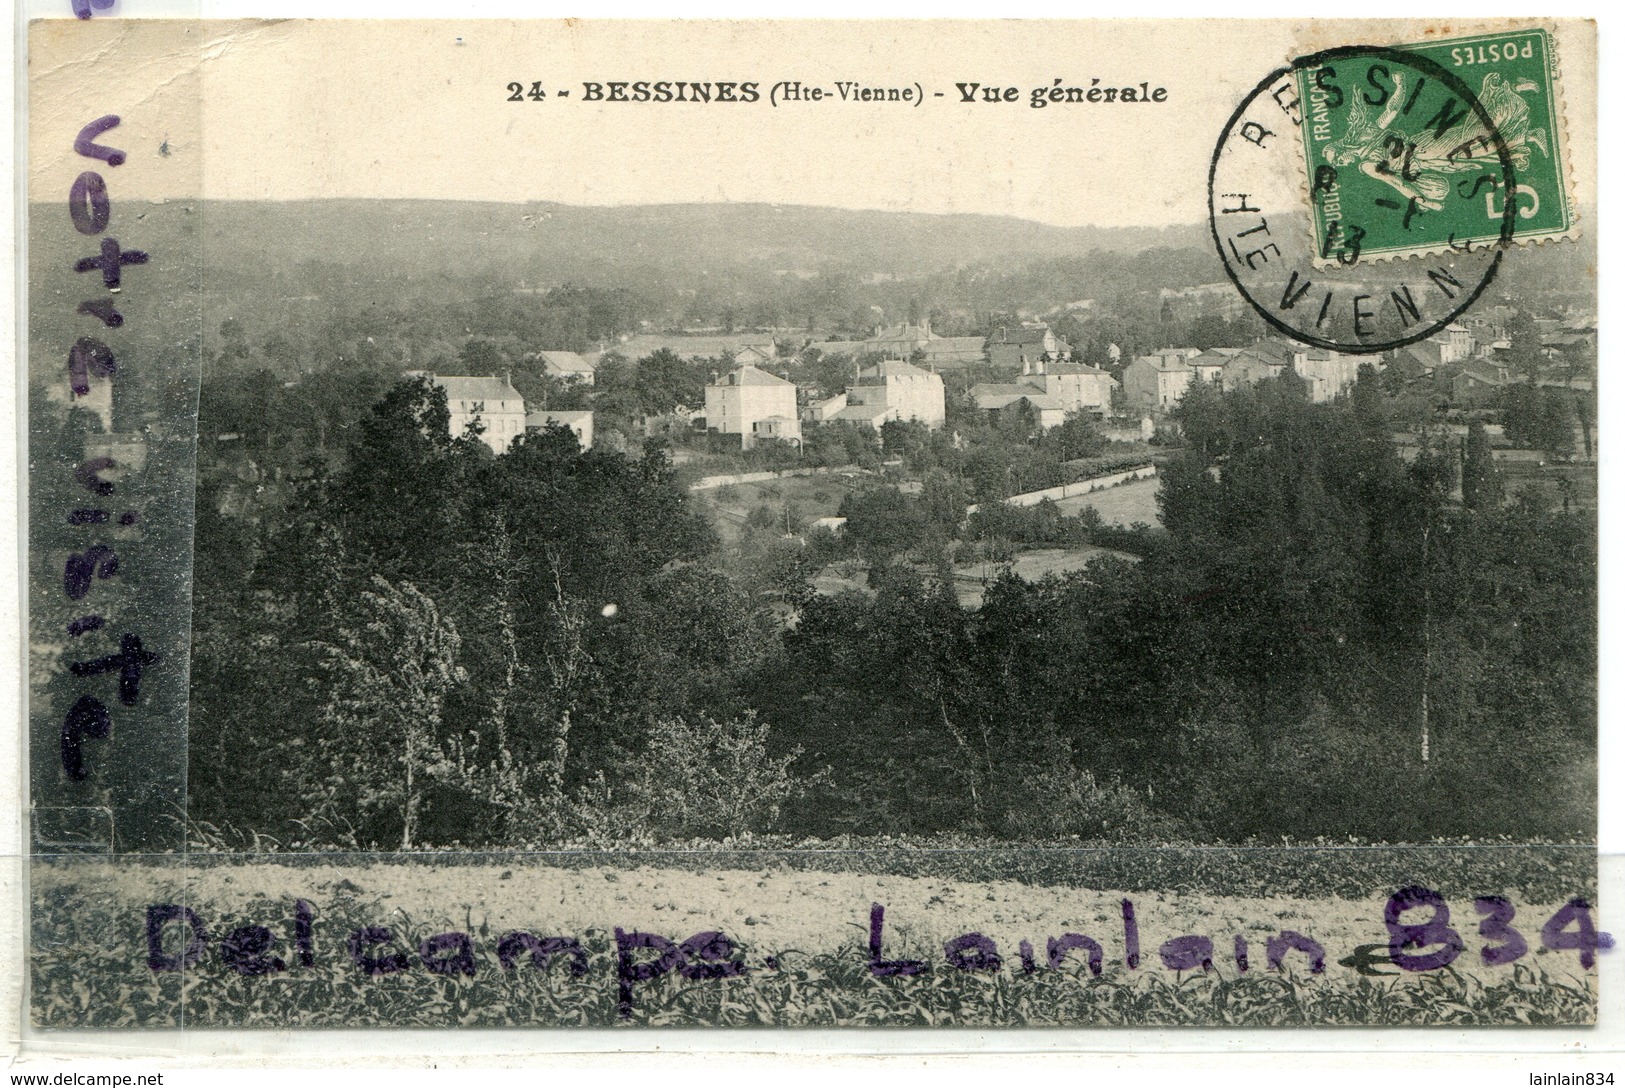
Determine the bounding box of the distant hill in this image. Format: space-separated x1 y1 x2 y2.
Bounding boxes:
32 199 1211 287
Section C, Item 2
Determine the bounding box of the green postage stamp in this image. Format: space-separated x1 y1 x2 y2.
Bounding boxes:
1295 28 1575 264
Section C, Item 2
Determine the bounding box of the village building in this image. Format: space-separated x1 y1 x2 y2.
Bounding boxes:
969 357 1117 422
848 360 947 428
422 373 528 455
751 415 804 446
999 394 1070 432
1123 351 1194 412
987 324 1072 372
1220 349 1286 392
1436 323 1475 365
804 392 850 423
970 382 1044 412
810 321 985 372
704 364 801 450
535 350 596 385
1028 359 1118 415
1293 349 1364 404
526 409 595 449
1188 348 1240 385
1394 339 1450 376
827 401 899 431
967 382 1071 431
1449 360 1513 405
731 344 777 367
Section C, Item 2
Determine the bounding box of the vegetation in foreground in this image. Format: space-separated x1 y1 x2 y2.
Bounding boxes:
30 844 1600 1028
32 891 1595 1029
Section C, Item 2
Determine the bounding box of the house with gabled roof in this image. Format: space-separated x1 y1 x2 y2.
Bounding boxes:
1123 352 1193 412
987 324 1071 372
526 409 594 450
1033 359 1117 415
848 359 946 428
1220 348 1287 392
422 372 528 454
829 401 900 431
536 350 596 385
1450 361 1512 405
1188 348 1240 386
704 364 801 449
999 393 1070 432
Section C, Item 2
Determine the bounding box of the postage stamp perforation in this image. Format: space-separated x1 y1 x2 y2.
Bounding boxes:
1286 24 1579 269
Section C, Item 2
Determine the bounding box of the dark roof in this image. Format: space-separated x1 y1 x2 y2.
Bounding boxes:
1012 394 1069 412
861 360 938 381
832 403 896 421
992 326 1053 345
713 364 795 388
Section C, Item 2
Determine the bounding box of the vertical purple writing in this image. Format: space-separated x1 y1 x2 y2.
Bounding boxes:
58 113 157 786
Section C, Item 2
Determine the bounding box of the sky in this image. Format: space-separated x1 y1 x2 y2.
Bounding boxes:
26 18 1594 229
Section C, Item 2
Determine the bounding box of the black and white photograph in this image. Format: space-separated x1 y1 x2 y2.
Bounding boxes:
17 15 1607 1040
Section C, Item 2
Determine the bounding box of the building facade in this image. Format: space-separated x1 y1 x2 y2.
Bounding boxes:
427 373 528 454
987 324 1071 372
1123 352 1193 412
704 364 801 449
848 360 946 428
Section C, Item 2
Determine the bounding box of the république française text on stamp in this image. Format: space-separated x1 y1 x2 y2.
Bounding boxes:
1210 27 1575 353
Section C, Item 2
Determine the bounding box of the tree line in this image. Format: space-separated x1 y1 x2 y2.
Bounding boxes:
186 369 1595 847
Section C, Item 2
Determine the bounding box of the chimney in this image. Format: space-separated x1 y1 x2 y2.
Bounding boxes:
1022 357 1030 376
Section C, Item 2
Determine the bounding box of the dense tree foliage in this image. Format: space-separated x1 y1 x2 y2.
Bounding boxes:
188 372 1595 847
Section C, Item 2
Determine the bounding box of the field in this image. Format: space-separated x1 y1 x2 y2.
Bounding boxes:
1052 476 1162 527
950 547 1139 607
31 846 1598 1028
1497 459 1598 513
692 472 862 548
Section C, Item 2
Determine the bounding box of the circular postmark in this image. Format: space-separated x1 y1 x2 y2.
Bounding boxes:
1209 45 1518 354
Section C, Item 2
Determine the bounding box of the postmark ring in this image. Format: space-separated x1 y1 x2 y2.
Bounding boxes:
1208 44 1519 354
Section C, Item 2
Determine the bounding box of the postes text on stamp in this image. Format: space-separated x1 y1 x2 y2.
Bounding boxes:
1296 29 1572 265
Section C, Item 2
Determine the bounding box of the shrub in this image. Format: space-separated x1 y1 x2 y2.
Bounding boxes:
999 766 1189 843
571 713 811 842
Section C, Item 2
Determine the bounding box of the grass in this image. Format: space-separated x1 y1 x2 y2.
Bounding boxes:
1051 476 1162 527
32 900 1596 1029
29 845 1598 1028
698 473 862 548
950 547 1142 606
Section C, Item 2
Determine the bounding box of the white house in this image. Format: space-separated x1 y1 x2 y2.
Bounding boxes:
537 350 596 385
704 364 801 450
426 373 528 454
848 360 946 428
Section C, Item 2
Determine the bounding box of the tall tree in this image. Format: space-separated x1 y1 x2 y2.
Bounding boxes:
308 576 466 850
1461 419 1502 510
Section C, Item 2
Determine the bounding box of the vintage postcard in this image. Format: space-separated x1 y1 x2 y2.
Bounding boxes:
18 13 1606 1043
